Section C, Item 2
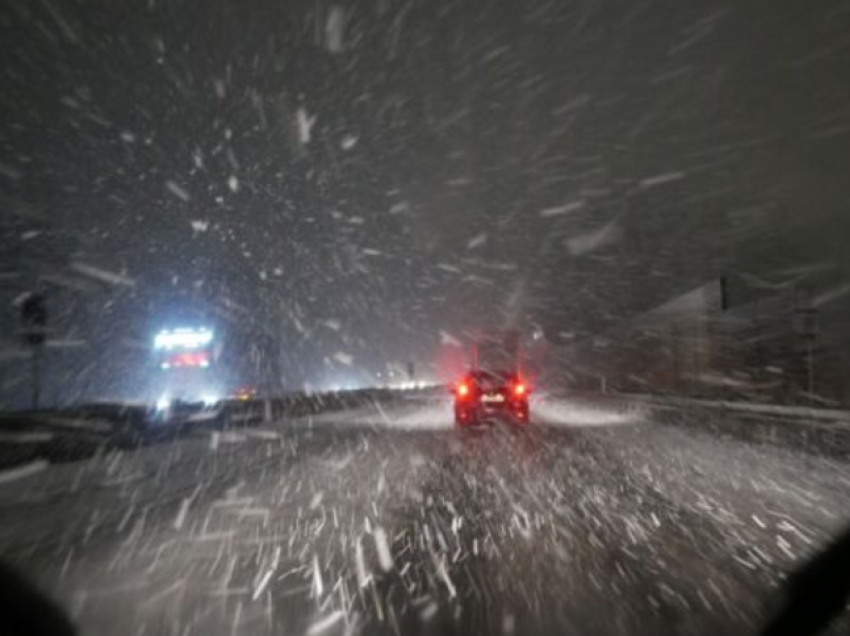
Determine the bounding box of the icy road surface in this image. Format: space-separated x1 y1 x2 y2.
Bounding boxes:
1 397 849 636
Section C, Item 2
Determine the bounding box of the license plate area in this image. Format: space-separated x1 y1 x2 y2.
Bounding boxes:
481 393 505 404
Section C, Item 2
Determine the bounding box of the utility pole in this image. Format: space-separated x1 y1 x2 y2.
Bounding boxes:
31 345 42 410
793 285 818 401
807 338 815 396
20 292 48 410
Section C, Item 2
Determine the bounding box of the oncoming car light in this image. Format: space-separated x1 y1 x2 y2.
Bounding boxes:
201 394 219 406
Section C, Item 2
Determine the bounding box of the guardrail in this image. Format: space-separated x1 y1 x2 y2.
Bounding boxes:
599 392 850 457
0 387 438 468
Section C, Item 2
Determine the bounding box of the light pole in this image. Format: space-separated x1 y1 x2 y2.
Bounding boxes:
20 293 48 410
793 302 818 400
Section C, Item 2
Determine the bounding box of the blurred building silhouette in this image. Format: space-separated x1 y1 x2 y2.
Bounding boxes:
563 274 850 407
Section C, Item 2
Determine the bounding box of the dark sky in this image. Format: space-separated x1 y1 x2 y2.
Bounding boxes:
1 0 849 401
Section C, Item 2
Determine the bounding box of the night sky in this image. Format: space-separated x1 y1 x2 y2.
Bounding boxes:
1 0 849 403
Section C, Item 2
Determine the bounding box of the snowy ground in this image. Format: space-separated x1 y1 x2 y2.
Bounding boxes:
0 396 848 636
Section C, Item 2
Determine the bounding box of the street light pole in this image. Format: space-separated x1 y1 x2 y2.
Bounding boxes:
31 344 42 410
807 337 815 397
793 287 818 402
20 292 48 411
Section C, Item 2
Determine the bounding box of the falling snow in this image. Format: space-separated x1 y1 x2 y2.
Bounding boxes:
1 1 850 635
325 6 346 54
165 180 191 201
297 107 317 145
539 201 585 217
332 351 354 366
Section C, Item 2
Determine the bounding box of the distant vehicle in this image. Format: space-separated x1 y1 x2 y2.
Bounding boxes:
151 326 222 407
234 387 258 401
452 369 531 426
452 331 531 426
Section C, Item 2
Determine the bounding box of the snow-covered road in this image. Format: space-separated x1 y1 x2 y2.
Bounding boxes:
1 396 848 636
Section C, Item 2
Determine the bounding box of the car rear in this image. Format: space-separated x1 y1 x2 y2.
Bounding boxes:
453 372 530 426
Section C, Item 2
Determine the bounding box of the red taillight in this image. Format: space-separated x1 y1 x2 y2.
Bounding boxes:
457 382 470 398
514 382 527 396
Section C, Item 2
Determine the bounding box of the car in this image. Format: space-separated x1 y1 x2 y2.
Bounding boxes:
452 370 531 426
234 387 258 401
